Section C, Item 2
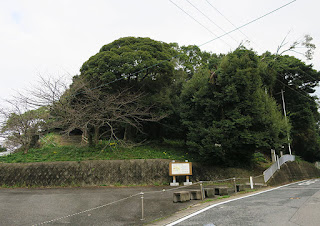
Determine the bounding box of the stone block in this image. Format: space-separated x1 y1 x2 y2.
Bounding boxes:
214 186 229 196
204 188 215 198
173 191 191 203
190 190 202 200
236 184 245 192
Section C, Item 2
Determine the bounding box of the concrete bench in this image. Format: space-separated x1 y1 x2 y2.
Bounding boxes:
214 186 229 196
190 190 202 200
173 191 191 203
204 188 215 198
236 184 245 192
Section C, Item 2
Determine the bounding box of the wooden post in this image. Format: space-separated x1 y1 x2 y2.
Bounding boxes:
199 182 204 200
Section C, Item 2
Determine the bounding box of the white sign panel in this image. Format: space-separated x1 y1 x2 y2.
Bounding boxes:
169 162 192 176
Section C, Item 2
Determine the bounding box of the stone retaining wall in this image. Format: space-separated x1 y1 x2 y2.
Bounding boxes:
0 159 256 187
267 161 320 186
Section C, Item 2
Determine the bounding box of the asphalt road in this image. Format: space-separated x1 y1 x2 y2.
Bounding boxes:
168 179 320 226
0 184 204 226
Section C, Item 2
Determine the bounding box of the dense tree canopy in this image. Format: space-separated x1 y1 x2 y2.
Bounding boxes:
267 55 320 161
79 37 178 95
180 49 288 166
2 36 320 166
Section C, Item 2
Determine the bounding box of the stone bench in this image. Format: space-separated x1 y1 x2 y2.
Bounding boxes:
236 184 245 192
190 190 202 200
204 188 215 198
173 191 191 203
214 186 229 196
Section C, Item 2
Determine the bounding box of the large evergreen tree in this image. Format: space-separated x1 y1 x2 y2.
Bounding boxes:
267 55 320 161
180 49 288 166
79 37 177 94
72 37 179 141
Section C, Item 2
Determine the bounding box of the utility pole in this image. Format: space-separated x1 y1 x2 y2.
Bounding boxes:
281 89 292 155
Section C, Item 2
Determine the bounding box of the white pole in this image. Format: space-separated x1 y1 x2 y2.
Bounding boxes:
250 176 254 189
140 192 144 221
281 89 292 155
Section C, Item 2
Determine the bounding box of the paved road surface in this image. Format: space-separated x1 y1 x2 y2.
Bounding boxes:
0 185 203 226
168 179 320 226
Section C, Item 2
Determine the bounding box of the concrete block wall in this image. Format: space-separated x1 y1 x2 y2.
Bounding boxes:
267 161 320 186
0 159 258 187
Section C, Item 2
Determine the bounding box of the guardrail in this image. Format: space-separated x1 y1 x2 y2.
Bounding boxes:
263 154 295 183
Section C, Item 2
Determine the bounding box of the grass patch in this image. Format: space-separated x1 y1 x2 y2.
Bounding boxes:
201 199 214 203
238 189 257 194
0 139 197 163
202 182 233 188
217 195 230 199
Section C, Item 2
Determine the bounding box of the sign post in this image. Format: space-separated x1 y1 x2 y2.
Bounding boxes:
169 160 193 186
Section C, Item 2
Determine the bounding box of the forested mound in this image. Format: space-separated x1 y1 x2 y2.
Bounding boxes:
1 37 320 166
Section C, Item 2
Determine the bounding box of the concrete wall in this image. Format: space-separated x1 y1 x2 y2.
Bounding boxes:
268 161 320 186
0 159 258 187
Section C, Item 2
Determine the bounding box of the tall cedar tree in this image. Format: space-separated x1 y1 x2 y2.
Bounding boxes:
180 49 288 166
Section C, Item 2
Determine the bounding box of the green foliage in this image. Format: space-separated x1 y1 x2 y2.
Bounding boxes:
253 152 268 163
0 145 7 152
218 195 230 199
266 55 320 161
0 140 195 163
73 37 183 142
79 37 177 94
1 107 50 153
39 133 59 147
176 45 211 76
180 48 289 166
3 36 320 165
294 155 305 163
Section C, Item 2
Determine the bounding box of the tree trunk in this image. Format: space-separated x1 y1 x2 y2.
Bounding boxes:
94 126 99 145
124 125 135 141
88 132 94 147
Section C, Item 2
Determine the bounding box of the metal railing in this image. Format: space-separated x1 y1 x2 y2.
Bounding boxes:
263 154 295 183
279 154 295 166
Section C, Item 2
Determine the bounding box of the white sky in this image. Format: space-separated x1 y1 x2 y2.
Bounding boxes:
0 0 319 103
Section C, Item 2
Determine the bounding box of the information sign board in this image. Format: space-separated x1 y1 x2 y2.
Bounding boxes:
169 162 192 176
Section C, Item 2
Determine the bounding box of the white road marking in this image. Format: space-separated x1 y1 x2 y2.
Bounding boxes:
298 179 319 186
166 180 311 226
281 188 320 190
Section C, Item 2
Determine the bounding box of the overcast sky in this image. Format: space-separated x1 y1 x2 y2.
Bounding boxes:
0 0 319 104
